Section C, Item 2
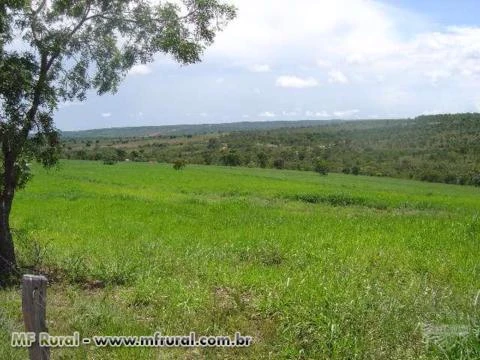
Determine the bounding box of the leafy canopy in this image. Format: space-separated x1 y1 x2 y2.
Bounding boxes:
0 0 236 190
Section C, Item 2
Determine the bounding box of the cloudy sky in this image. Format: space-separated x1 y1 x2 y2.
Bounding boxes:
57 0 480 130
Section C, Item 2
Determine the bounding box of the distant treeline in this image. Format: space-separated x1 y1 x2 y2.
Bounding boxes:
61 120 344 138
61 113 480 186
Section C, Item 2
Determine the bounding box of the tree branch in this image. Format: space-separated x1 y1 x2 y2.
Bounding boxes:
19 53 48 147
31 0 47 17
44 1 94 71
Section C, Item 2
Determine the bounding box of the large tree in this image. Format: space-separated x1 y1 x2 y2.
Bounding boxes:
0 0 236 282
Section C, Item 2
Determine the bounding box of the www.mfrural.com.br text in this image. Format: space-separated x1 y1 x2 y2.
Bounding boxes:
11 331 253 348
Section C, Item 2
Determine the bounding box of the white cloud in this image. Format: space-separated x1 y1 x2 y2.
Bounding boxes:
101 112 112 118
56 0 480 128
58 101 84 109
216 77 225 84
276 76 319 88
282 111 298 116
259 111 276 118
421 110 442 116
208 0 400 63
249 64 271 72
425 69 451 84
305 110 331 117
200 112 208 117
346 53 367 65
333 109 360 117
128 64 152 76
315 111 330 117
206 1 480 89
373 88 410 107
373 27 480 82
328 70 349 84
316 59 331 68
129 111 144 121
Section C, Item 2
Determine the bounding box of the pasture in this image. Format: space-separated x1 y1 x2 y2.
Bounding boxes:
0 160 479 359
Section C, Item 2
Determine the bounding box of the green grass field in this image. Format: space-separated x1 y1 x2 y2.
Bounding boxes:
1 160 479 359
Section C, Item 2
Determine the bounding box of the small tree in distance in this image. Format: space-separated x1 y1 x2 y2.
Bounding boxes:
314 159 329 175
173 159 187 170
257 152 268 168
273 158 285 170
0 0 236 282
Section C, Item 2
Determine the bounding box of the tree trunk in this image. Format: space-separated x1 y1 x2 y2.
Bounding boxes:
0 196 16 280
0 151 17 282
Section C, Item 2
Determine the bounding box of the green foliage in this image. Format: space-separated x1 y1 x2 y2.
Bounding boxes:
222 150 241 166
291 193 387 208
60 120 345 138
0 0 236 222
273 158 285 169
0 0 236 275
207 137 221 149
314 159 329 175
471 173 480 187
257 152 268 168
103 159 116 165
173 159 186 170
63 113 480 187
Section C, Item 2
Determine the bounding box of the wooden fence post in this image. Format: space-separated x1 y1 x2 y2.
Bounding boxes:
22 274 49 360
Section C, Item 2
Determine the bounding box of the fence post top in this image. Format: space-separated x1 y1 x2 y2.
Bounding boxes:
22 274 48 282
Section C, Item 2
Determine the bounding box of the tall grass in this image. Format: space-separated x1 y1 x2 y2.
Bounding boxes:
1 160 478 359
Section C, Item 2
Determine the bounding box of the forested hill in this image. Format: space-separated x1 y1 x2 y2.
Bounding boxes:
61 113 480 186
62 120 344 138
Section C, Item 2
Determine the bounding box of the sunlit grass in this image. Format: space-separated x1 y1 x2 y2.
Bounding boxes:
1 160 479 359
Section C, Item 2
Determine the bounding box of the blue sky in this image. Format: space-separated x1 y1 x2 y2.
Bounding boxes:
383 0 480 27
56 0 480 130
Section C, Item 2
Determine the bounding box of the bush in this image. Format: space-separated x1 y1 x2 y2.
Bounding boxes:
314 159 329 175
257 152 268 168
273 158 285 169
222 151 241 166
443 174 457 184
351 166 360 175
342 166 360 175
103 159 116 165
471 173 480 187
173 159 186 170
421 171 442 183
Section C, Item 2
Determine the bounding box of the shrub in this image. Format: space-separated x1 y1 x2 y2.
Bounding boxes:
207 138 220 149
103 158 117 165
471 173 480 187
173 159 187 170
421 171 442 183
273 158 285 169
257 152 268 168
115 148 127 161
351 166 360 175
443 174 457 184
222 151 241 166
314 159 329 175
294 193 367 207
